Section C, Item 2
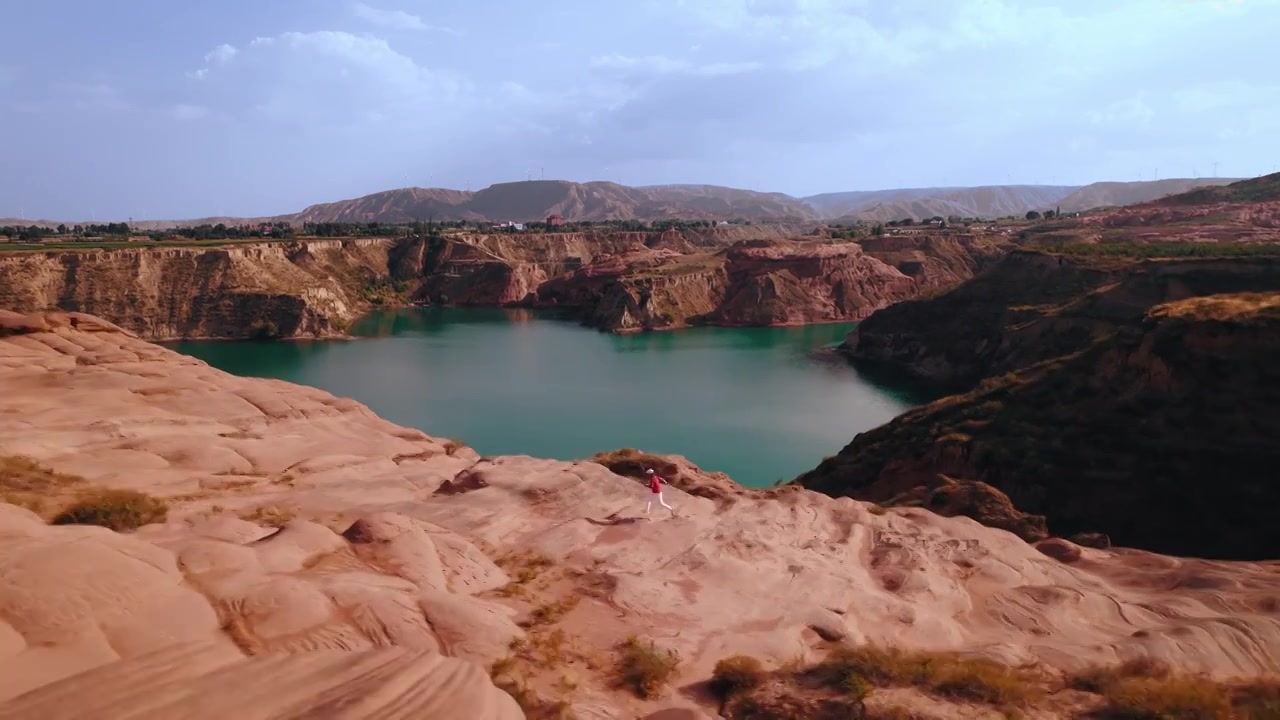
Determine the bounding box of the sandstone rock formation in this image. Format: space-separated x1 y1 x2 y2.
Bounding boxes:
531 236 1006 333
799 291 1280 559
0 239 395 341
2 311 1280 717
0 227 1009 341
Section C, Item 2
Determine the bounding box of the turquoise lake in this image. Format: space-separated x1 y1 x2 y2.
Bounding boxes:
170 307 932 487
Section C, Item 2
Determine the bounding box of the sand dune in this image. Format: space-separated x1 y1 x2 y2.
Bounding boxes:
1 312 1278 717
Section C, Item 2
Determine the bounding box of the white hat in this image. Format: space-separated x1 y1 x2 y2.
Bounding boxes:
645 468 654 474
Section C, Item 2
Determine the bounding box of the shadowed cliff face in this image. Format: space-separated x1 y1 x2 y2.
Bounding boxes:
798 291 1280 559
846 250 1280 392
0 229 1010 340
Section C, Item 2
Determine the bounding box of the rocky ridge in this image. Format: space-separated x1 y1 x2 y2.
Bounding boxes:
532 235 1007 333
3 311 1280 718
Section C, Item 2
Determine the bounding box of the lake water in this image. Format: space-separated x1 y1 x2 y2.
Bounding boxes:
170 307 932 487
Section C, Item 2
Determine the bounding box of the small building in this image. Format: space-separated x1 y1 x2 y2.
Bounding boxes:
546 214 564 226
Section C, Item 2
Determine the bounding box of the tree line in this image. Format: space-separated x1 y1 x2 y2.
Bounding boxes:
1 217 762 243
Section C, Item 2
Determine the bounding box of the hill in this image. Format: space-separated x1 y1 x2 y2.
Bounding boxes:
1055 177 1241 212
5 178 1258 230
291 180 822 224
1022 172 1280 246
819 185 1078 223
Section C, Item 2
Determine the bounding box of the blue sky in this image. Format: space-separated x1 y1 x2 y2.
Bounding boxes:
2 0 1277 220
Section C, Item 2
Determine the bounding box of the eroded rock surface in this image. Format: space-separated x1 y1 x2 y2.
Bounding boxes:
2 312 1280 718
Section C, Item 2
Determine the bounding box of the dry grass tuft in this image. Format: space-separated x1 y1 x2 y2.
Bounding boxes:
238 504 297 527
1071 658 1280 720
589 448 678 479
612 635 681 699
522 596 581 629
443 439 466 456
489 673 577 720
1069 657 1171 694
495 550 556 586
50 488 168 531
1095 675 1233 720
811 645 1041 705
0 455 86 517
712 655 768 703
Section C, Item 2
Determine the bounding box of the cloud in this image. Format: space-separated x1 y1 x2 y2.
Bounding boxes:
63 82 130 112
171 104 210 121
351 3 460 34
188 43 239 80
589 54 761 77
191 30 471 114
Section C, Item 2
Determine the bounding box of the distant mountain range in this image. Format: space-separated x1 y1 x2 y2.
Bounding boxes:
1 178 1245 229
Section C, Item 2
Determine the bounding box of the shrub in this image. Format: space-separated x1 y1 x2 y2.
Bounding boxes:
1069 657 1171 693
811 645 1038 705
1234 680 1280 719
248 319 282 340
0 455 84 516
711 655 766 702
51 489 168 531
612 636 681 699
1098 675 1233 720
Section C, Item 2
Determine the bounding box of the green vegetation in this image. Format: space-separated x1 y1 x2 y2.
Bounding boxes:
0 215 779 254
611 636 681 699
1050 241 1280 259
360 278 416 306
50 488 168 531
247 319 283 341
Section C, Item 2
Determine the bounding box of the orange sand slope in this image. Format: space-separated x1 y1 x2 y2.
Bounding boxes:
1 311 1279 718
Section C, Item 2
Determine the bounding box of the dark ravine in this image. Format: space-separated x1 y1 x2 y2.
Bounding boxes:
0 229 1008 341
799 279 1280 559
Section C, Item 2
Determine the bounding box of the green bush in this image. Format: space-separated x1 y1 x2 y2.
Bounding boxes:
248 319 282 340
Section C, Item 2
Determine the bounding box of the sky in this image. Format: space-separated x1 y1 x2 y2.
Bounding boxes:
2 0 1277 220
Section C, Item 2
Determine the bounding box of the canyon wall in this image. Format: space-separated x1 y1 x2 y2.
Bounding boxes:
0 228 1009 340
798 248 1280 558
532 236 1007 333
846 250 1280 391
0 239 396 340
